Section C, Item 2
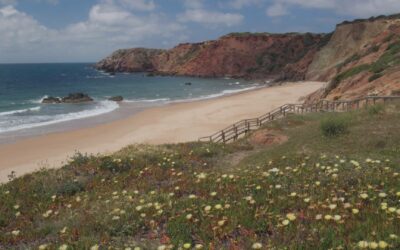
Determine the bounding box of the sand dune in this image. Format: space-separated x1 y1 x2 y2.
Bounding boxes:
0 81 324 182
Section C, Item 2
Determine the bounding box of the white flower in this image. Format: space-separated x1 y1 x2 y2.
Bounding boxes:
252 242 262 249
59 244 68 250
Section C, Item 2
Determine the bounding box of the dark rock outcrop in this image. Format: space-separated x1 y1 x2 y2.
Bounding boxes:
42 96 61 104
62 93 93 103
42 93 93 104
108 96 124 102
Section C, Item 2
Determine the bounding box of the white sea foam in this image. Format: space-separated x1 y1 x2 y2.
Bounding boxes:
0 106 41 116
171 85 263 103
123 98 171 103
0 101 119 133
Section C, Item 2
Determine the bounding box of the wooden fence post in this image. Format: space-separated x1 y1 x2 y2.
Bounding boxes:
222 131 226 143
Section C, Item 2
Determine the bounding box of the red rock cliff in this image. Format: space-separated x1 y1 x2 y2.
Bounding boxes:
96 32 328 80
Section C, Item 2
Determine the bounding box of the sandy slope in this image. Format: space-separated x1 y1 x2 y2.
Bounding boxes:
0 81 324 182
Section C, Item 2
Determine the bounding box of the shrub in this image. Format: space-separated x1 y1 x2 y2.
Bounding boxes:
56 180 85 196
320 116 349 137
368 73 383 82
367 104 384 115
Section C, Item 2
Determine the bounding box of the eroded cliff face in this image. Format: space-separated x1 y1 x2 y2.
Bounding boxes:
305 15 400 101
96 33 327 80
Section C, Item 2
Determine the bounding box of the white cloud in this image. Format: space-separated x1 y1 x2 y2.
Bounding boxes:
228 0 261 9
0 2 185 62
118 0 155 11
178 8 243 27
266 3 287 17
267 0 400 18
182 0 204 9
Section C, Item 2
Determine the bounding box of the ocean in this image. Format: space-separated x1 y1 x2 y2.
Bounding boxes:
0 63 264 139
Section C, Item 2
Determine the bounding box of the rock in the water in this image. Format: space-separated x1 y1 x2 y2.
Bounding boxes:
41 96 61 104
108 96 124 102
61 93 93 103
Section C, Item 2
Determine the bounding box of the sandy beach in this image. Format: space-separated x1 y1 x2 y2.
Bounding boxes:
0 81 324 182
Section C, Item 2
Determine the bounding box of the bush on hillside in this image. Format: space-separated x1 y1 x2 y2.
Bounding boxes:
320 116 349 137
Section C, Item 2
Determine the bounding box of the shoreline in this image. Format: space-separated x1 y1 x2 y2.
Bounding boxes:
0 81 324 183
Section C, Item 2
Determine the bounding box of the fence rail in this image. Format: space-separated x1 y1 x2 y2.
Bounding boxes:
198 96 400 143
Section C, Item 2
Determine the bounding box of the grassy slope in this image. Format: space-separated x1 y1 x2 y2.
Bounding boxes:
1 103 400 249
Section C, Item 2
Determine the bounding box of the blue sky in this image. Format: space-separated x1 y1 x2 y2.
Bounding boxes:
1 0 400 63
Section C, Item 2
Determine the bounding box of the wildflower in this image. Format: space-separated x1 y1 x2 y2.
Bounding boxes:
189 194 197 199
197 173 207 179
256 185 261 190
389 234 398 239
360 193 369 199
315 181 321 186
13 204 20 210
15 211 21 217
42 210 53 218
315 214 322 220
304 198 311 203
39 244 49 250
290 192 297 197
157 245 166 250
112 215 120 220
378 241 388 249
204 206 211 212
75 196 81 202
378 192 387 198
369 242 378 249
59 244 68 250
357 241 368 248
60 227 67 234
286 213 296 221
217 220 226 226
388 207 396 213
275 184 282 189
252 242 263 249
136 206 143 211
90 245 99 250
282 219 290 226
183 243 191 249
210 192 217 196
11 230 20 236
324 215 332 220
397 209 400 215
333 215 341 221
329 204 337 210
186 214 193 220
352 208 360 214
195 244 204 249
215 204 222 210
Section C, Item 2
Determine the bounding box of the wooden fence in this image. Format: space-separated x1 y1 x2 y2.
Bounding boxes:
198 96 400 143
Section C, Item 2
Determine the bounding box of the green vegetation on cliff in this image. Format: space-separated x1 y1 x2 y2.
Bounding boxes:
1 103 400 249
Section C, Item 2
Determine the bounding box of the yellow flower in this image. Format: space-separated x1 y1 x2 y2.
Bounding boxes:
333 215 341 221
286 213 296 221
352 208 359 214
315 214 322 220
282 219 290 226
369 242 378 249
215 204 223 210
304 198 311 203
186 214 193 220
194 244 204 249
378 241 388 249
59 244 68 250
157 245 166 250
360 193 368 199
378 192 387 198
11 230 20 236
252 242 262 249
357 241 368 249
329 204 337 210
183 243 191 249
38 244 49 250
204 205 211 212
210 192 217 196
324 215 332 220
217 220 226 226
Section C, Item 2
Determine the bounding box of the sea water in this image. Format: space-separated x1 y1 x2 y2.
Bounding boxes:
0 63 264 137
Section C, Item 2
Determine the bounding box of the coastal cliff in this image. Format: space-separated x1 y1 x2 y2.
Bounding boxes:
305 14 400 101
96 33 328 80
96 14 400 101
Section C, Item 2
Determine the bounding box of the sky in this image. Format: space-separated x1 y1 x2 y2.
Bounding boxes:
1 0 400 63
